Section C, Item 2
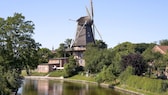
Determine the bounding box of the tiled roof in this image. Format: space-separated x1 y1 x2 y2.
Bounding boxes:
153 45 168 54
157 45 168 53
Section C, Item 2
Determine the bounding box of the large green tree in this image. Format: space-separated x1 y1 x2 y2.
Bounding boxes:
64 56 77 77
0 13 40 94
84 40 110 73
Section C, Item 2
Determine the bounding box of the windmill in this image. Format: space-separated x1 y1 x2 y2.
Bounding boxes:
67 0 102 66
72 0 102 47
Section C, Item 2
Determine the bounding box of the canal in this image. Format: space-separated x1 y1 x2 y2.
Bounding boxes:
17 78 124 95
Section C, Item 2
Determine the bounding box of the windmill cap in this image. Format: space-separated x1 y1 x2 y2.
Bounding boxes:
77 16 93 25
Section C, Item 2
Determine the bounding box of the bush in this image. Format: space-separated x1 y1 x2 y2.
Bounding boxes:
63 56 77 77
96 66 117 83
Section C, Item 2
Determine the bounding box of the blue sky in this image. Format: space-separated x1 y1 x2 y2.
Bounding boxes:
0 0 168 49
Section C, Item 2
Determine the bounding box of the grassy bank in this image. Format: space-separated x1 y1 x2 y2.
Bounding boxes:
119 75 168 95
49 70 64 77
21 70 48 76
69 74 96 82
49 70 96 82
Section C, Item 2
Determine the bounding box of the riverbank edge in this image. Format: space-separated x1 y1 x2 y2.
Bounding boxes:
24 76 144 95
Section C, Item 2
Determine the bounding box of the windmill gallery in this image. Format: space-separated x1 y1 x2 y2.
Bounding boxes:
37 0 102 73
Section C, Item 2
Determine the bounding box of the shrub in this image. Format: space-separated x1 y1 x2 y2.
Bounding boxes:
63 56 77 77
96 66 117 83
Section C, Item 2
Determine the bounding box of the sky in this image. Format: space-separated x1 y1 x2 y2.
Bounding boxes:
0 0 168 49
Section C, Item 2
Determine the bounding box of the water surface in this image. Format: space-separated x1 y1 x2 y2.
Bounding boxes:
18 79 123 95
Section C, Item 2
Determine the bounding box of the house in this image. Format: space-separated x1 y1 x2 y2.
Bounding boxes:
66 47 86 66
37 63 49 73
152 45 168 79
37 57 68 73
152 45 168 54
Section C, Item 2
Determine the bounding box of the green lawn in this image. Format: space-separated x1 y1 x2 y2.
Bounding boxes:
49 70 64 77
118 84 168 95
21 70 48 76
69 74 96 82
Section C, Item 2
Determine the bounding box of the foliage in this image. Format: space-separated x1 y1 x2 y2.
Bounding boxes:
134 43 152 54
56 43 66 57
109 42 136 72
0 66 10 95
121 53 147 76
112 42 135 56
38 48 54 63
0 66 22 95
119 66 133 84
0 13 40 93
84 47 112 73
0 13 40 73
95 40 107 49
159 39 168 45
124 75 168 93
96 66 117 83
56 43 70 58
64 56 77 77
64 38 72 48
55 38 73 58
84 40 110 73
142 44 168 78
142 44 161 62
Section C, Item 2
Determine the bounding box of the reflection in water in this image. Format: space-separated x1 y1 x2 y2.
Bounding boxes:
18 79 122 95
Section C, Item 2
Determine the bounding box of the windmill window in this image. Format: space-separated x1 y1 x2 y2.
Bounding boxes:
87 32 90 37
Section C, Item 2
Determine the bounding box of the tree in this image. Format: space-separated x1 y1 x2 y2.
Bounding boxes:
64 56 77 77
111 42 135 59
83 40 109 74
0 13 40 72
159 39 168 45
0 13 40 93
64 38 72 48
134 43 152 54
121 53 147 76
56 42 71 58
38 48 54 63
95 40 107 49
84 46 101 73
142 44 160 62
96 62 121 83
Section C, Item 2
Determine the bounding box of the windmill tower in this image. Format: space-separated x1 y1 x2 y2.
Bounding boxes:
67 0 102 66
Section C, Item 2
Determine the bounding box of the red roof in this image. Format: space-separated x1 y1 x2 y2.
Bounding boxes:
153 45 168 54
157 46 168 53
